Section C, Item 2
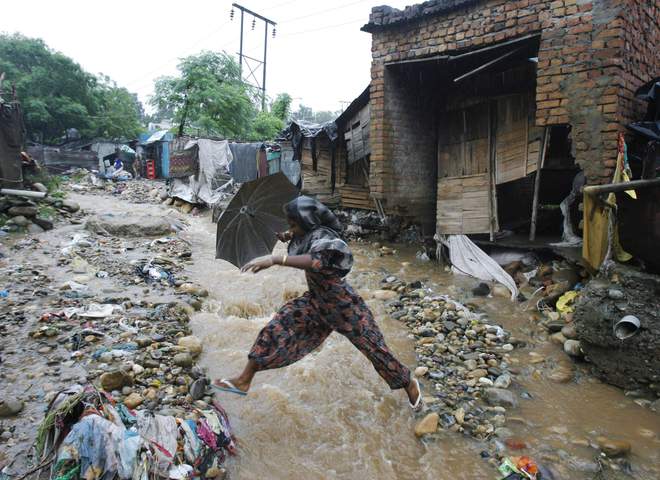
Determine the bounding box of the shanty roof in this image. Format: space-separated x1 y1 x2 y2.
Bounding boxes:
362 0 481 32
277 120 338 142
335 86 370 129
142 130 170 145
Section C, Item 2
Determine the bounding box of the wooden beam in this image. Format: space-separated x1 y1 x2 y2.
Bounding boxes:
584 178 660 195
529 126 550 241
453 47 524 83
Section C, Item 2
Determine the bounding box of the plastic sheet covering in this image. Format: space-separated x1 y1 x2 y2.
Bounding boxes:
169 139 233 206
58 414 125 480
136 413 178 477
280 145 300 185
180 420 201 464
440 234 518 300
228 142 260 183
117 431 140 479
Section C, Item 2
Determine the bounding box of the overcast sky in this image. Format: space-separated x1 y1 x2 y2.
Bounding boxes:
1 0 411 115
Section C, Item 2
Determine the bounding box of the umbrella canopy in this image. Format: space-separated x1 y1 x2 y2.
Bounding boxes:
215 172 299 268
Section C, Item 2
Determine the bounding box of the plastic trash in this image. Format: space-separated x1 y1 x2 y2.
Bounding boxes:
498 456 539 479
117 431 140 479
0 290 8 298
556 290 579 314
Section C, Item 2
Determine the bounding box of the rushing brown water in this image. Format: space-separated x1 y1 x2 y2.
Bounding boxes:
181 212 660 480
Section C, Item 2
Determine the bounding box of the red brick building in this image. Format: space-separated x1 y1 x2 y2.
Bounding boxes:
362 0 659 238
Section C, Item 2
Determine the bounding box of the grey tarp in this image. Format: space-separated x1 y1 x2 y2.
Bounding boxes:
228 143 261 183
279 145 300 185
169 139 233 206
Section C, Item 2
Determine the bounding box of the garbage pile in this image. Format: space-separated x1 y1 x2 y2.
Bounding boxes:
378 276 521 442
36 384 235 480
0 183 82 235
67 172 168 206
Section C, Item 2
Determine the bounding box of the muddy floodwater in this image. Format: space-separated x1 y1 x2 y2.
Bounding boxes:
4 191 657 479
180 208 660 480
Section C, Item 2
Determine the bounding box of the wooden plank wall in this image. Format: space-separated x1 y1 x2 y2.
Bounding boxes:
495 95 529 184
337 103 374 210
300 137 340 206
436 173 491 234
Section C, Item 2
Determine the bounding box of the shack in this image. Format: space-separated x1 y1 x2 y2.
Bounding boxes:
138 130 173 178
334 86 374 210
278 120 339 205
0 91 25 188
362 0 659 241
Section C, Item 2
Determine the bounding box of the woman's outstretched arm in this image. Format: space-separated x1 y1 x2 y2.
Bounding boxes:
241 254 313 273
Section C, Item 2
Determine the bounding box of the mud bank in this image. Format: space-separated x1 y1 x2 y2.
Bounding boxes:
574 265 660 394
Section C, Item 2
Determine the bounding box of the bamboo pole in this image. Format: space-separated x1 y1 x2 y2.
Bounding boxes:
529 126 550 241
583 177 660 195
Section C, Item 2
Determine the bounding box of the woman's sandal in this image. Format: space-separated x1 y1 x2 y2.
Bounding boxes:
211 379 248 396
409 378 424 412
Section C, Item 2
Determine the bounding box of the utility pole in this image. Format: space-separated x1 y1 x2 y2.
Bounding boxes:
231 3 276 111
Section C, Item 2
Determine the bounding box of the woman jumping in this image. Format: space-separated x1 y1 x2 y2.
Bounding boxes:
213 196 422 410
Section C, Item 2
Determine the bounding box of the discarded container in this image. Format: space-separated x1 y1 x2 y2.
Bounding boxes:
613 315 641 340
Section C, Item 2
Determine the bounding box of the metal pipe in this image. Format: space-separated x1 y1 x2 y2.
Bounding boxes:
583 178 660 196
0 188 47 198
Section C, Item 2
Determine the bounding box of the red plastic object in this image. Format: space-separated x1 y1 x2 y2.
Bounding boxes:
146 159 156 179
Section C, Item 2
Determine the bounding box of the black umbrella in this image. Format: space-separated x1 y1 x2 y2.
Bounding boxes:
215 172 299 268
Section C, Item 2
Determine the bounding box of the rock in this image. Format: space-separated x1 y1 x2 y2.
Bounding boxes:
414 413 439 437
132 364 144 375
596 436 631 457
85 214 177 237
205 467 226 478
607 289 624 300
484 388 518 408
494 427 514 439
373 290 398 301
467 369 488 379
124 393 144 409
32 182 48 193
464 359 478 371
190 379 206 400
8 206 38 217
27 223 44 235
180 202 194 214
472 283 490 296
0 398 24 417
501 343 514 352
454 407 465 424
173 353 193 368
33 217 54 231
100 370 133 391
561 324 578 339
550 332 567 345
494 374 512 389
9 215 30 227
61 200 81 212
564 339 582 357
492 284 510 298
414 366 428 377
479 377 494 386
178 336 203 357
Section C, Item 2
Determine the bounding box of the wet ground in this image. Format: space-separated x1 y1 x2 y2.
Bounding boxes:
1 185 659 479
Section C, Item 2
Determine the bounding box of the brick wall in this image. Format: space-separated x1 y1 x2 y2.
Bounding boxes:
366 0 658 205
384 67 438 225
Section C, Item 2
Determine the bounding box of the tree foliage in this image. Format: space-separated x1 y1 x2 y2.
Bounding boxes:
0 33 143 143
292 103 339 124
151 51 256 138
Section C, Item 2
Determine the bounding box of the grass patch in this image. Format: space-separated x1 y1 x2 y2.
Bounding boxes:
38 205 57 219
223 300 263 319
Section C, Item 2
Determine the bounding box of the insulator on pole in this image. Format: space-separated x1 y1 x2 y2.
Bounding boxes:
230 8 234 20
251 17 256 30
272 27 276 38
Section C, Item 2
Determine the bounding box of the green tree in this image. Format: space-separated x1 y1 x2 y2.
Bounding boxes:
271 93 292 121
92 76 144 139
151 51 255 138
0 33 143 142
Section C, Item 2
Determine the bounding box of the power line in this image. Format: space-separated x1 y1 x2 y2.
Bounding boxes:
279 18 366 37
278 0 371 24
